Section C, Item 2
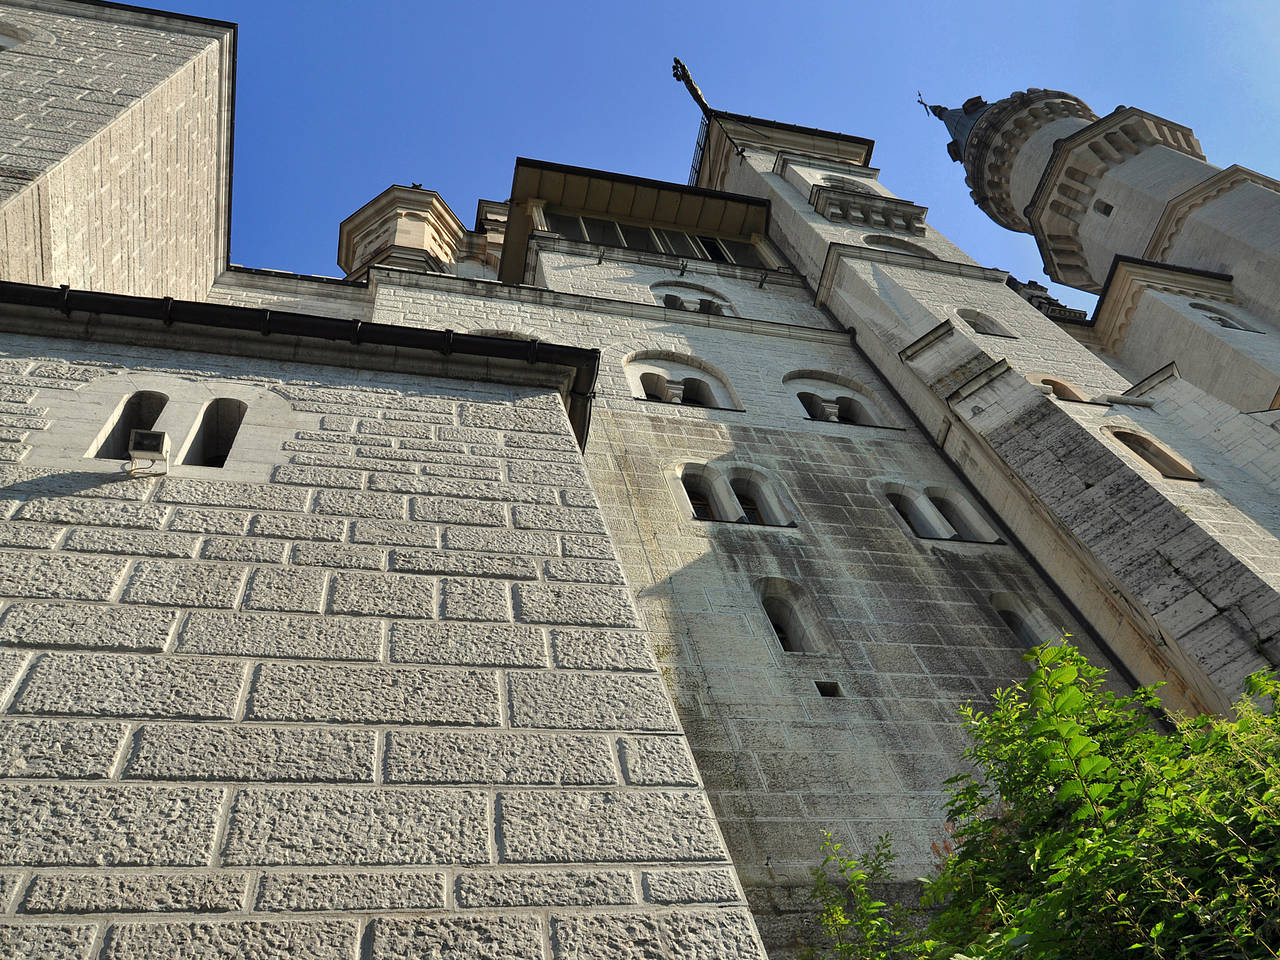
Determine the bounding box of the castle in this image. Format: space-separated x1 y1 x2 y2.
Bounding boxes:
1 3 1278 958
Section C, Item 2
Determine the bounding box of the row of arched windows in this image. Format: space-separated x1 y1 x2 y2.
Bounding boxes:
91 390 247 468
677 463 794 527
674 462 999 545
884 483 1000 543
626 356 894 428
752 576 1058 661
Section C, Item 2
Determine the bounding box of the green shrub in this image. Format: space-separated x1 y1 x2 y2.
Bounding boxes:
806 642 1280 960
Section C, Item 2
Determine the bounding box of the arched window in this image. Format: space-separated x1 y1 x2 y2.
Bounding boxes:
755 578 823 654
785 371 891 428
683 475 717 521
680 378 715 407
925 490 997 543
997 608 1041 647
625 351 740 410
956 308 1016 338
991 594 1053 647
640 372 670 402
731 480 764 524
836 396 878 426
1105 428 1200 481
1030 375 1090 402
798 392 832 421
650 282 735 316
887 491 943 538
1188 302 1261 334
180 398 247 468
861 234 937 259
92 391 168 460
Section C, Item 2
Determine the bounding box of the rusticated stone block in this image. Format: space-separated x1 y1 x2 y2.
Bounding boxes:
0 718 127 778
242 567 328 614
312 489 404 519
247 662 499 726
515 583 638 627
16 498 168 530
248 513 345 542
200 537 290 564
0 923 96 960
126 724 375 783
367 915 543 960
350 519 439 548
551 909 763 960
271 464 364 489
328 572 435 618
507 460 587 485
23 873 245 913
155 479 309 512
409 497 506 526
120 561 246 609
440 577 510 622
561 535 616 559
460 404 567 434
0 783 220 865
550 629 653 671
512 504 607 534
620 736 700 786
391 621 545 667
178 611 381 661
499 790 725 863
544 558 626 584
374 475 557 505
168 508 250 536
101 920 359 960
390 550 536 579
12 653 244 720
508 672 677 731
455 869 634 907
643 869 740 904
255 871 444 912
0 602 176 653
384 730 615 785
222 787 489 866
0 552 128 601
290 542 384 570
62 528 198 558
0 522 63 549
444 527 560 556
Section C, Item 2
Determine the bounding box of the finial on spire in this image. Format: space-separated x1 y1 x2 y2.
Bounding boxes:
673 58 711 117
922 95 992 162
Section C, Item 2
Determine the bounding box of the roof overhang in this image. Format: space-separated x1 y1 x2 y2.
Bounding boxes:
498 158 769 284
694 111 874 192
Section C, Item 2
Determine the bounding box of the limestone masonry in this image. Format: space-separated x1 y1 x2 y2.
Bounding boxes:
0 3 1278 958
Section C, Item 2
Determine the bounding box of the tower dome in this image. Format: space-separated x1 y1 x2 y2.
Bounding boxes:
929 89 1096 233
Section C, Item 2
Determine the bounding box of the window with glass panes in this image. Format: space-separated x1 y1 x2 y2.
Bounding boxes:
543 211 766 268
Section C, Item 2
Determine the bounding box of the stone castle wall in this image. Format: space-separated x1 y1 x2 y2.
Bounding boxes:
0 328 764 959
0 3 231 299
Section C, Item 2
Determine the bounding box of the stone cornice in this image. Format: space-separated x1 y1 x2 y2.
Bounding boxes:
1143 164 1280 261
1092 258 1235 352
815 243 1008 313
367 266 847 346
809 185 927 235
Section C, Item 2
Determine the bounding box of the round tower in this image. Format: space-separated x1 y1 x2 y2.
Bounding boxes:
929 90 1257 297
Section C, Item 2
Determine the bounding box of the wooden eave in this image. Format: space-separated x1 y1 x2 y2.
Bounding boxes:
498 158 769 284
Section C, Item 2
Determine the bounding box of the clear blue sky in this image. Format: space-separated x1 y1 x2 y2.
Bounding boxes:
165 1 1280 311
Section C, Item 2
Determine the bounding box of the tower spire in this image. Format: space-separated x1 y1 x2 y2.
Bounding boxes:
922 95 990 162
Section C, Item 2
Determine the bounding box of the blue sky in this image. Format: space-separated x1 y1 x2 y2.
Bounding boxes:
167 1 1280 311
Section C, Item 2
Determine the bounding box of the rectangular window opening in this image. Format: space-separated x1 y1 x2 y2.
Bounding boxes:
815 680 843 698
